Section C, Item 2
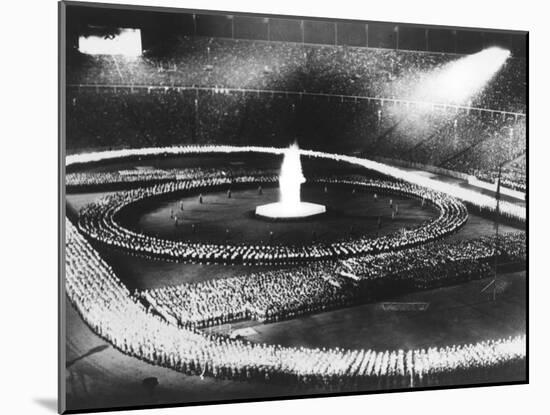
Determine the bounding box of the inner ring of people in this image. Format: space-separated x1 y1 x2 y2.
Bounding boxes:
77 174 468 265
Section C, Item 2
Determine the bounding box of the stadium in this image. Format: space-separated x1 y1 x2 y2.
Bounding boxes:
61 4 527 412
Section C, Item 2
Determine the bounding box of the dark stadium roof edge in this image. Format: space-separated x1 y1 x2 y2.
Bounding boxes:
62 1 527 57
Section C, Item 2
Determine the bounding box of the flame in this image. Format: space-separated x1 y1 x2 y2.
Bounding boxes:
279 143 305 208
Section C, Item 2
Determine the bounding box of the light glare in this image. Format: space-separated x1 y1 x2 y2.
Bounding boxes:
79 28 142 57
411 47 511 105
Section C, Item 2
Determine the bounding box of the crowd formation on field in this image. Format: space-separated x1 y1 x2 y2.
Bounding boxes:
66 167 275 190
66 146 526 222
139 232 525 328
66 219 525 387
77 175 469 265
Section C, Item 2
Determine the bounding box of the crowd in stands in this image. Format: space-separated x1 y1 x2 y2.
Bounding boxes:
371 105 526 190
77 175 469 265
66 36 526 191
66 218 526 387
67 37 526 113
140 232 525 328
66 87 526 192
468 154 527 193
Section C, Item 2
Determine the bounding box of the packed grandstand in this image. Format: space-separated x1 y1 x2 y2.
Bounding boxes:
64 12 527 402
67 36 526 192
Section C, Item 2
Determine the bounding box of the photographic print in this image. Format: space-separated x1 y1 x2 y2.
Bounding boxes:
59 1 527 413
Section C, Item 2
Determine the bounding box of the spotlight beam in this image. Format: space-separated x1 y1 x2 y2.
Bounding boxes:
409 47 511 106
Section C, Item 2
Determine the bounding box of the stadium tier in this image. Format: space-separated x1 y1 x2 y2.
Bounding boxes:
67 37 526 113
66 37 526 192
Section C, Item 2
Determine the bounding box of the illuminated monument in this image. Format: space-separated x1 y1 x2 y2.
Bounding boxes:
256 143 326 219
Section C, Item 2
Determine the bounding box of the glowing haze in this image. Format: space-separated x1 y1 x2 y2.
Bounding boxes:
382 47 513 145
408 47 511 105
255 143 326 219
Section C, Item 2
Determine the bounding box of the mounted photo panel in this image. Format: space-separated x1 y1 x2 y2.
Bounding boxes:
59 1 528 413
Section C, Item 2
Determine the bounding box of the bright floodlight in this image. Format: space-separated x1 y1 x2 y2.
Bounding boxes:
256 143 326 219
411 47 511 105
79 28 142 57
